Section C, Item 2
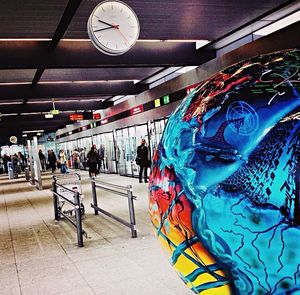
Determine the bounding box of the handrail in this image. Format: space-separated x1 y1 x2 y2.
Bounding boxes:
93 179 130 191
91 178 137 238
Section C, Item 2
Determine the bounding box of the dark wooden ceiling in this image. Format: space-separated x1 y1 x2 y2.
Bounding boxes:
0 0 289 39
0 0 297 145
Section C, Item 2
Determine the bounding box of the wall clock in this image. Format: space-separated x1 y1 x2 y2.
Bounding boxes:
9 136 17 144
87 0 140 56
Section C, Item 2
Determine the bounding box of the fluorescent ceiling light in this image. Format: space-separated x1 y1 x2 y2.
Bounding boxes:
138 39 208 43
196 40 211 49
254 11 300 36
20 112 42 115
1 113 18 116
22 130 44 134
0 82 31 85
176 66 198 74
27 101 52 104
0 101 23 105
38 80 136 84
0 38 51 41
22 134 27 137
61 39 90 42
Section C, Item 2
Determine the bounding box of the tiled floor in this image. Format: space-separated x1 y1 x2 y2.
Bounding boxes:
0 171 192 295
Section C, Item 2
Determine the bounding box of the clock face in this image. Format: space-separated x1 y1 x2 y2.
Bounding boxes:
87 0 140 56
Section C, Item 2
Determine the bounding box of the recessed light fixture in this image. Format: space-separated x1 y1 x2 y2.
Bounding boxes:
254 11 300 36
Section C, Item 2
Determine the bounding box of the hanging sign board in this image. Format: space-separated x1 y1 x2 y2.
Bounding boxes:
51 109 60 115
131 105 144 116
70 114 84 121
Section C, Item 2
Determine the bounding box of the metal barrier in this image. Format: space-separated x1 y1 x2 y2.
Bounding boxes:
91 178 137 238
51 175 85 247
25 167 30 182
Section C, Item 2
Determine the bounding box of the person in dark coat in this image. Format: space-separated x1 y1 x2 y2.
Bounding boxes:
3 154 10 174
48 150 57 173
87 145 99 177
136 139 150 183
38 149 46 172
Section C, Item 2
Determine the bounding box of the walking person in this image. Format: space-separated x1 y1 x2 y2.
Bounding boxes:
59 149 68 174
48 150 57 173
72 149 80 169
87 145 99 178
136 139 150 183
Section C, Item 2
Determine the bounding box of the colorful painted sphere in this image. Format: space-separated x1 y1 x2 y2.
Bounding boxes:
149 49 300 294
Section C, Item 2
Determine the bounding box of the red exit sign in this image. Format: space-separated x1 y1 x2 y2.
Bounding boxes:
70 114 84 121
93 113 101 120
131 105 143 116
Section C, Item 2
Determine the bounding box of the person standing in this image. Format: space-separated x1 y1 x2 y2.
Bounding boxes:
3 154 10 174
18 152 25 171
48 150 57 173
72 149 80 169
136 139 150 183
38 149 46 172
59 149 67 174
87 145 99 178
79 148 86 170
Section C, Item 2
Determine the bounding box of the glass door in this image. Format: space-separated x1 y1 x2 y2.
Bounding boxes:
115 128 128 176
100 132 117 173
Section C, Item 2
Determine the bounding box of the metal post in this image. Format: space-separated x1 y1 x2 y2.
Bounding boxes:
27 139 35 185
127 185 137 238
25 167 30 182
52 177 59 221
91 178 99 215
33 136 42 190
74 192 84 247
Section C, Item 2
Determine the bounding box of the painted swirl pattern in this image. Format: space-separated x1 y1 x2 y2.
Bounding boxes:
149 49 300 294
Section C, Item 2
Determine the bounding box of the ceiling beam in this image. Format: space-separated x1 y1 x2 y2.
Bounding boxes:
0 100 113 113
0 41 216 69
0 82 146 100
50 0 83 49
30 0 82 100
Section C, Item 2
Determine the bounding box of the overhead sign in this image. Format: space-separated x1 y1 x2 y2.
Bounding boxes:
45 113 53 119
131 105 144 116
154 98 161 108
163 95 170 105
70 114 84 121
93 113 101 120
51 109 60 115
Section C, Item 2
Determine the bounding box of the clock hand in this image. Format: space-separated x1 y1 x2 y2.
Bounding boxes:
110 21 129 44
98 19 119 29
94 27 117 33
116 27 129 45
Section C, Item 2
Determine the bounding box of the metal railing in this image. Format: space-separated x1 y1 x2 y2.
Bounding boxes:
51 176 85 247
91 178 137 238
